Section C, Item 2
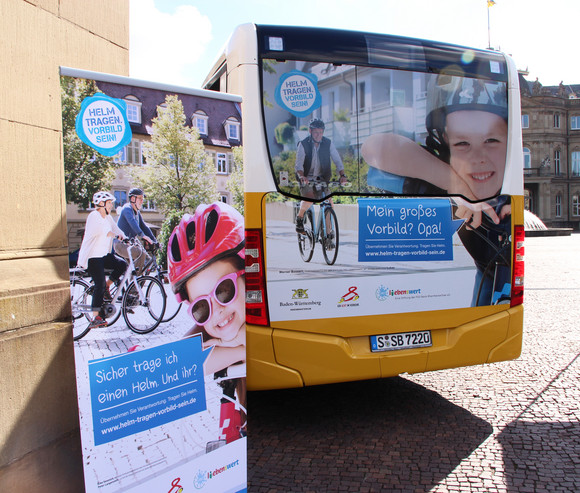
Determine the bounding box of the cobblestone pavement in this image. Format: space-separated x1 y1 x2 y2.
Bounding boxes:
247 234 580 492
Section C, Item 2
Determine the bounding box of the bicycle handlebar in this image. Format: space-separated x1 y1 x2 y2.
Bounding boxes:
294 178 352 189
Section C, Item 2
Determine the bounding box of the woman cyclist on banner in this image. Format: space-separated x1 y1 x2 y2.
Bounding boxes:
168 201 246 445
77 191 127 329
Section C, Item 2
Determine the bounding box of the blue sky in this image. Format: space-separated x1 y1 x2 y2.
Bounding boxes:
130 0 580 89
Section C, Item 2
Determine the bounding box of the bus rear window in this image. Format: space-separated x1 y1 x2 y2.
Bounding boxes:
261 58 509 203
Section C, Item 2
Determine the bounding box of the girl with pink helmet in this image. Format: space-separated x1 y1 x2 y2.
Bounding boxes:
168 201 246 374
168 202 247 445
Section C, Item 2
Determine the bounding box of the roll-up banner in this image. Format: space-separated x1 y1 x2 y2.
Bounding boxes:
60 68 246 493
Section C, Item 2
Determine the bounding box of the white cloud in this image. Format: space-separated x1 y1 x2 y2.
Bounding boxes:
130 0 212 86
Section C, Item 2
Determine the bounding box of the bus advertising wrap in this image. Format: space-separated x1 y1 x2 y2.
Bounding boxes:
61 69 246 493
262 56 513 322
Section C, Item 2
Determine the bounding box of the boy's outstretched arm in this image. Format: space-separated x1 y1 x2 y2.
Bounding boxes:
362 133 475 200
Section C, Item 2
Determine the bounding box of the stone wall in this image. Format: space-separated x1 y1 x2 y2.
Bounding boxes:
0 1 129 491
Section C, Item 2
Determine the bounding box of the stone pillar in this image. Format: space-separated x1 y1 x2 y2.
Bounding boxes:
0 2 128 491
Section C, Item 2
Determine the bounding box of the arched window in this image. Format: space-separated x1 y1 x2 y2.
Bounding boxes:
124 95 142 124
224 117 240 141
521 114 529 128
572 194 580 216
193 110 209 136
554 149 561 175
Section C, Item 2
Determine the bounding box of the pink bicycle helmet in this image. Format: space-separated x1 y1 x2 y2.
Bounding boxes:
168 202 244 303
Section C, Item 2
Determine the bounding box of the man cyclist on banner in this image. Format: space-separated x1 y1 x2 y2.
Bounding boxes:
116 188 157 273
294 119 347 233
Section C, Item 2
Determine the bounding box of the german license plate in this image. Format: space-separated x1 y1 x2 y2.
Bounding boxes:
370 330 432 352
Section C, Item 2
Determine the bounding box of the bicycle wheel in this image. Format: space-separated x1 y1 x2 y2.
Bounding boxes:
298 209 315 262
159 270 182 322
104 282 123 326
322 207 339 265
122 276 166 334
70 278 92 341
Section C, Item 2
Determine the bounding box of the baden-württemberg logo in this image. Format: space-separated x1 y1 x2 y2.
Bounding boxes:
292 288 309 300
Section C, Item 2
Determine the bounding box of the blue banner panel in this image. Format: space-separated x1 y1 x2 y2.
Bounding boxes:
358 198 464 262
89 337 211 445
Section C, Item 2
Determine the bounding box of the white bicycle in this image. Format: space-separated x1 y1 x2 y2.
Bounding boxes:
69 239 166 340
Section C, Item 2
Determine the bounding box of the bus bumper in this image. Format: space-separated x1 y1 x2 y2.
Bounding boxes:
246 304 524 391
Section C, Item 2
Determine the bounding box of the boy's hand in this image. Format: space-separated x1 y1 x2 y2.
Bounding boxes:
454 197 500 229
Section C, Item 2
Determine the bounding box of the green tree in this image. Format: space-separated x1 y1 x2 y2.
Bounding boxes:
156 209 186 269
274 122 294 146
226 146 245 215
61 76 117 206
134 95 218 215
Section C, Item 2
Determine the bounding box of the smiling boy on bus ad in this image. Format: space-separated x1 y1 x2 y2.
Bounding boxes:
362 75 512 305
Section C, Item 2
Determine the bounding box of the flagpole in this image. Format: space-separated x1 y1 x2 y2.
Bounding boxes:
487 5 491 49
487 0 495 49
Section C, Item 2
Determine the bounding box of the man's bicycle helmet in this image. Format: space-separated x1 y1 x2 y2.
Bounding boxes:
309 118 325 130
129 187 145 197
93 191 115 206
168 202 245 303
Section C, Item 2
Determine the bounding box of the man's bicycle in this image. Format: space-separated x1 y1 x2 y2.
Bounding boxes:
70 239 166 340
139 242 182 322
297 179 344 266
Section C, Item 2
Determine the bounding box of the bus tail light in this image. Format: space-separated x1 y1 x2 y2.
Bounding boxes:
245 229 269 325
510 225 525 307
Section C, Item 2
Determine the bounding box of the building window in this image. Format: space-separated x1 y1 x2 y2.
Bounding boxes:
358 81 366 111
142 199 156 211
193 111 209 136
328 91 336 121
572 151 580 176
554 150 561 175
521 114 529 128
554 113 560 128
523 147 531 173
555 194 562 217
224 117 240 141
571 116 580 130
573 195 580 216
220 194 228 203
126 139 143 165
216 153 228 174
125 96 142 124
114 190 127 207
114 147 127 164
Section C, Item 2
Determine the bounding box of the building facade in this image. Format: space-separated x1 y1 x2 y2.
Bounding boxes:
520 77 580 230
66 79 242 251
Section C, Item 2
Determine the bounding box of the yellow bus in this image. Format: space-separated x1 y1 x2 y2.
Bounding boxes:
204 24 525 390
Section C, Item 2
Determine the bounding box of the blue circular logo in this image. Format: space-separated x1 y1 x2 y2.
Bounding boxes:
75 93 132 157
275 70 322 117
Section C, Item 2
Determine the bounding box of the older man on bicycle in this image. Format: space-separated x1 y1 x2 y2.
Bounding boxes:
295 119 347 233
116 188 157 273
